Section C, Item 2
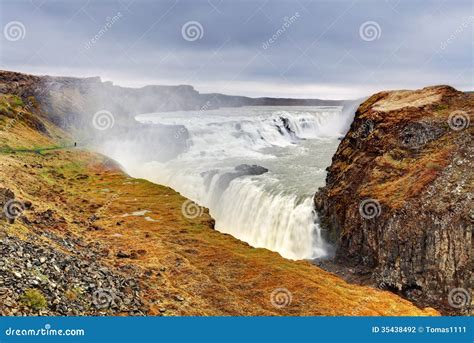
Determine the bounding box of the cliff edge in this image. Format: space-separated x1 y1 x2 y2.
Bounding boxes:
315 85 473 314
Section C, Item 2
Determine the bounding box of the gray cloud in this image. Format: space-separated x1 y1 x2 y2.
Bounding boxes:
0 0 472 98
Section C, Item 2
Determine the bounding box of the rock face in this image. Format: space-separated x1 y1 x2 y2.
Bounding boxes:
314 86 473 314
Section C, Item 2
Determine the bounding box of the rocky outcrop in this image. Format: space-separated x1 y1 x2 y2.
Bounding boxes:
0 235 147 316
314 86 473 314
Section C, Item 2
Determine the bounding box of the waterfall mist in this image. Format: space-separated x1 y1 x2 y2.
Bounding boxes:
95 104 360 260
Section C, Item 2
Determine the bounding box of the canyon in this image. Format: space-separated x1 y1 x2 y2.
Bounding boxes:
1 70 471 316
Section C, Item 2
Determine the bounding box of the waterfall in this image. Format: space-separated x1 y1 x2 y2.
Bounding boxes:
101 106 350 260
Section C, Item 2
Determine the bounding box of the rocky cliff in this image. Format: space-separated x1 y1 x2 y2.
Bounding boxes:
314 86 473 314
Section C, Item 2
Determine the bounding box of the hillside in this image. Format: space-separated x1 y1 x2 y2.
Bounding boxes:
0 74 437 316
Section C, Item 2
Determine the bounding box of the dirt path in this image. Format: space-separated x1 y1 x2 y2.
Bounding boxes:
0 143 78 154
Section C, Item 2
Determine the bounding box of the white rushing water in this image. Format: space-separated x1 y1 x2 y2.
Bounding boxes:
102 106 353 260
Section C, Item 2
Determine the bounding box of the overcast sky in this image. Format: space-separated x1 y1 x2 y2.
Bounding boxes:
0 0 472 99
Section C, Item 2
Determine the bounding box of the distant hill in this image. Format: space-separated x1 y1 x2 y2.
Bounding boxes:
0 70 350 131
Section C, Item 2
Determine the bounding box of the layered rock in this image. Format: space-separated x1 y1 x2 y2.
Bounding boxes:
315 85 473 314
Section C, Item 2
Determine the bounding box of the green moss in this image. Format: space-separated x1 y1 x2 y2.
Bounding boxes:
14 97 24 106
20 289 47 310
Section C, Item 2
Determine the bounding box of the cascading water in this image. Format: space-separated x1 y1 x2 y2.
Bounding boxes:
101 106 353 260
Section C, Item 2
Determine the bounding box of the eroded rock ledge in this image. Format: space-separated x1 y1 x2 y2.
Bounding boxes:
314 85 473 314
